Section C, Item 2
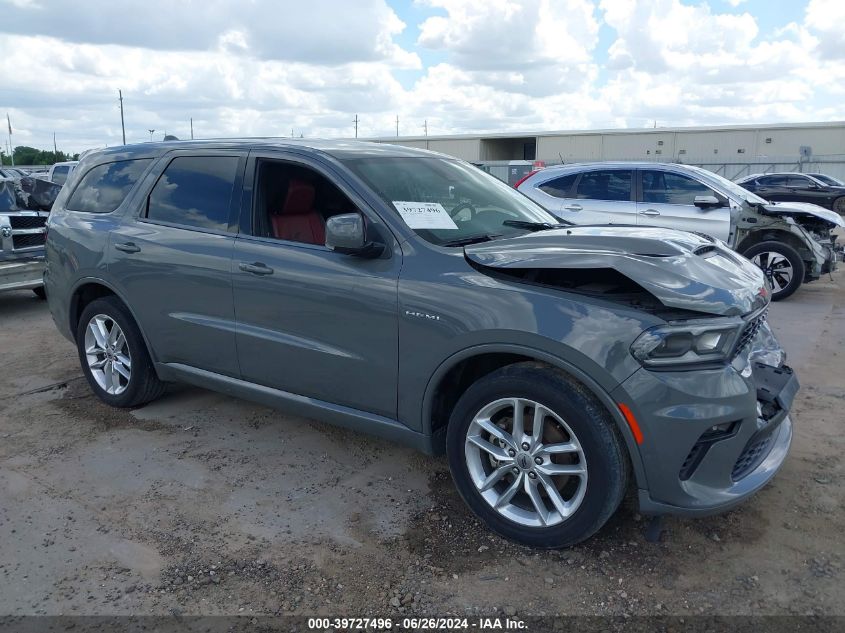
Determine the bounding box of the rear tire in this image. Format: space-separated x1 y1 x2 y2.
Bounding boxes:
446 362 629 548
76 296 165 408
742 241 804 301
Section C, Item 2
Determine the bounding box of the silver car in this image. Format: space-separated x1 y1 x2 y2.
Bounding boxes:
517 162 842 300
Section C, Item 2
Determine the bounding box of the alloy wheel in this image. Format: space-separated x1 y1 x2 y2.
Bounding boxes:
464 397 588 527
751 251 793 293
84 314 132 395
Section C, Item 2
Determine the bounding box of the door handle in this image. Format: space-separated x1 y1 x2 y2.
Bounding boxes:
563 204 583 211
639 209 661 216
239 262 274 276
114 242 141 253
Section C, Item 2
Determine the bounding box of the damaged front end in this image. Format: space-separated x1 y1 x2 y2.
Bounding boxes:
734 201 844 280
465 224 796 516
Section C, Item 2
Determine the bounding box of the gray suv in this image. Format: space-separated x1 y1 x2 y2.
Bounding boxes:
45 140 797 547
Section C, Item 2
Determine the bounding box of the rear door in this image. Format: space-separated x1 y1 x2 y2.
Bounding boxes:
564 168 636 225
108 151 245 378
752 175 790 201
636 168 730 241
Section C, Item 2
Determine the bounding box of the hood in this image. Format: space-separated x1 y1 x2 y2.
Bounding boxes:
762 201 845 228
465 225 769 317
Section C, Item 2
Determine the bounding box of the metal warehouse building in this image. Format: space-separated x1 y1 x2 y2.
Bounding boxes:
369 121 845 182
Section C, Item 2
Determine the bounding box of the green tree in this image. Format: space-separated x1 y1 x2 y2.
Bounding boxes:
9 146 71 165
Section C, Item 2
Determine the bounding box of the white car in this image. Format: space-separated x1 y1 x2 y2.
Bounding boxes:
516 162 843 300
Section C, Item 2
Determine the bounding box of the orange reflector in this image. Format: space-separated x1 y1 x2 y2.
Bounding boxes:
618 403 644 445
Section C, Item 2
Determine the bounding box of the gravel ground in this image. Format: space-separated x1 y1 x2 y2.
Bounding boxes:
0 274 842 618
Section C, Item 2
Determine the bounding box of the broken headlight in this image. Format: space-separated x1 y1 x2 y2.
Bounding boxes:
630 318 744 368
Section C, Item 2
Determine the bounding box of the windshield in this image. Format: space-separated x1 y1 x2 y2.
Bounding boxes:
810 173 844 186
343 157 564 246
683 165 769 205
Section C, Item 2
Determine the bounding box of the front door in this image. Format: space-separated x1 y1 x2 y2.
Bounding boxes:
231 153 400 419
636 169 730 242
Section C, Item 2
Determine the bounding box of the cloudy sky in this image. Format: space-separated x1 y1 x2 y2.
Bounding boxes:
1 0 843 154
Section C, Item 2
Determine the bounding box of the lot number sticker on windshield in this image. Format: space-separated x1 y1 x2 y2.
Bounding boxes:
392 201 459 230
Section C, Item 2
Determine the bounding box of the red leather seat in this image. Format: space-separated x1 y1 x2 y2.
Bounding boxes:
271 179 325 245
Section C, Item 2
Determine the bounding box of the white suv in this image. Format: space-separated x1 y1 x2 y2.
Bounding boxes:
517 162 842 300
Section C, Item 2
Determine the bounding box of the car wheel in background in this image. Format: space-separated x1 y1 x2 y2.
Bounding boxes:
833 197 845 214
446 362 629 548
76 296 165 408
743 241 805 301
32 286 46 299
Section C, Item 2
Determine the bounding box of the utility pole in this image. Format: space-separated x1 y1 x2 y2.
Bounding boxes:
53 132 57 154
119 90 126 145
422 120 428 137
353 114 359 139
190 117 194 140
396 115 399 137
6 113 13 166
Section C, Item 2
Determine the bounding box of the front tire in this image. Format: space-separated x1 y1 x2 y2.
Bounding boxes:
76 297 165 408
446 363 629 548
833 197 845 215
742 241 805 301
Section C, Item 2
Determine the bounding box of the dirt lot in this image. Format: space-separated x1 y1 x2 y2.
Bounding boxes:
0 275 842 619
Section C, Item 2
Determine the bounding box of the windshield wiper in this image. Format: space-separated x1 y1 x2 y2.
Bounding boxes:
502 220 571 232
440 234 502 247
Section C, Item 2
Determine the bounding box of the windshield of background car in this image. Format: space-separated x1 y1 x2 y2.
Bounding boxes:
343 157 564 246
685 165 769 205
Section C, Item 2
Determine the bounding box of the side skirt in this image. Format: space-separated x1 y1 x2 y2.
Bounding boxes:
155 363 434 454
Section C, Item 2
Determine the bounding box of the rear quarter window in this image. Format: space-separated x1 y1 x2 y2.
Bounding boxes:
538 173 577 198
145 156 239 231
66 159 152 213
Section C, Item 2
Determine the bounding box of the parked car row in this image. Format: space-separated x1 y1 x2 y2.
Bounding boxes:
40 139 800 548
516 163 843 301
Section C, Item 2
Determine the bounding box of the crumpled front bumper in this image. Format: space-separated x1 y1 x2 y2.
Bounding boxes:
613 321 797 517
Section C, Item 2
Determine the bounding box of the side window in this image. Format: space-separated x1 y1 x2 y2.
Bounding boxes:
575 170 632 202
254 160 359 246
760 175 787 186
538 173 577 198
787 176 810 188
52 165 69 184
146 156 239 231
66 159 151 213
642 171 718 205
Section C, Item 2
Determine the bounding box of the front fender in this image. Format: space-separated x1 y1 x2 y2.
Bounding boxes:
418 341 650 492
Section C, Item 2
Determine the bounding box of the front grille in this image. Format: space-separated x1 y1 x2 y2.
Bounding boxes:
12 233 46 249
9 215 47 230
732 309 768 360
731 434 773 481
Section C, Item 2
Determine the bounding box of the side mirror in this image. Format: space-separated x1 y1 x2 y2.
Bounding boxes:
693 195 722 209
325 212 384 257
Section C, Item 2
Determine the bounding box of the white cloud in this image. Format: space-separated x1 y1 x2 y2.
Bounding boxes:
1 0 844 155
